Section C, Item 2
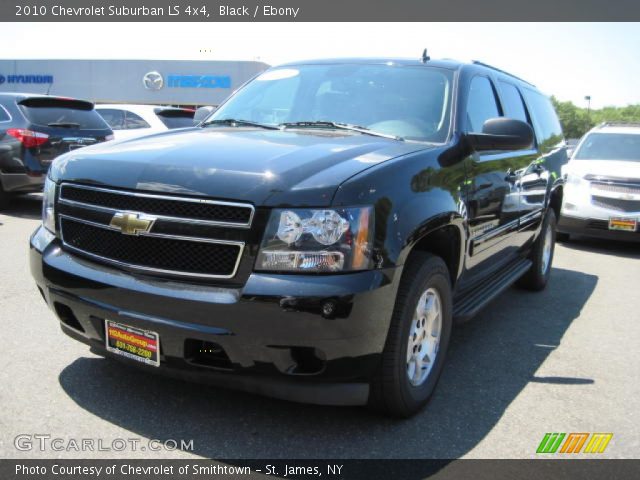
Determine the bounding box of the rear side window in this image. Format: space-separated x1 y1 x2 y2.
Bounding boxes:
498 81 528 123
156 110 195 129
521 89 564 152
98 109 125 129
19 98 109 130
0 105 10 122
466 76 500 133
125 111 151 130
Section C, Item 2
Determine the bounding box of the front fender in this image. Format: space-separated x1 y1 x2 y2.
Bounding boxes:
332 145 468 278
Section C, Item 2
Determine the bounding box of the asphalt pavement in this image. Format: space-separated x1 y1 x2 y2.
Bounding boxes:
1 194 638 459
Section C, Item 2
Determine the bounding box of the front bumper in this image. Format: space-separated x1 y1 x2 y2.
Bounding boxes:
30 226 401 406
557 214 640 242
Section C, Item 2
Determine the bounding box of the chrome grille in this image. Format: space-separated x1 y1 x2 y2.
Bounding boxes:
59 183 254 228
591 182 640 196
591 196 640 213
57 183 251 279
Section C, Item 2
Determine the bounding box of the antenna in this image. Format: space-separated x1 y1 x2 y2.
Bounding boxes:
45 81 53 96
421 49 430 63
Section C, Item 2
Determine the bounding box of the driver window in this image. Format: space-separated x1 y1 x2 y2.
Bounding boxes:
466 76 501 133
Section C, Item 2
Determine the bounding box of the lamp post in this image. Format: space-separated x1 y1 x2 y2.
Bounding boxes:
585 95 591 115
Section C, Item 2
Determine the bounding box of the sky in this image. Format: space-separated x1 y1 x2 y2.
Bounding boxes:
1 22 639 109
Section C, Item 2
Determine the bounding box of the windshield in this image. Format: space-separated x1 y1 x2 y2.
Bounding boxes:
207 64 453 142
575 132 640 162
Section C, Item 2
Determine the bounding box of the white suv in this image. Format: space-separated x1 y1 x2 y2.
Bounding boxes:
558 122 640 242
96 104 195 141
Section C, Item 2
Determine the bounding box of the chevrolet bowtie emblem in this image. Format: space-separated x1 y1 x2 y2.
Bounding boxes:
109 212 155 235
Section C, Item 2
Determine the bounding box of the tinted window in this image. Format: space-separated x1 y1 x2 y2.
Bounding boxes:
125 111 151 130
521 89 563 152
466 76 500 133
575 133 640 162
20 101 109 130
499 81 528 122
97 109 125 129
210 65 453 142
0 105 10 122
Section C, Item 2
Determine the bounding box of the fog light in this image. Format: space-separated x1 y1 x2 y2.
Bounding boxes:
321 300 338 318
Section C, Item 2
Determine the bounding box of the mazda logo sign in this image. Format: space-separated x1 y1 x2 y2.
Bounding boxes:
143 71 163 90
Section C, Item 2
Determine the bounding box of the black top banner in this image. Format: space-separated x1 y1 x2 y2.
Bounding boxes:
2 0 640 21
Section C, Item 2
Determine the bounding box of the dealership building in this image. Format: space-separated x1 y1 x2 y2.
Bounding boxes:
0 59 270 106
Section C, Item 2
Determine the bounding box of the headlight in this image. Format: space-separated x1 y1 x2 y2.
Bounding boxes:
256 207 374 272
566 173 588 187
42 176 56 234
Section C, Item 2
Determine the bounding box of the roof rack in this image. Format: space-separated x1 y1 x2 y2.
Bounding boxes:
599 121 640 128
471 60 536 87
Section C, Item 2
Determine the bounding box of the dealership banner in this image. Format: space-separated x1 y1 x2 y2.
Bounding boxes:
1 0 640 21
2 459 640 479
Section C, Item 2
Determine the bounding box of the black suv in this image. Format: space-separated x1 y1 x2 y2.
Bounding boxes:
0 93 113 208
30 58 567 416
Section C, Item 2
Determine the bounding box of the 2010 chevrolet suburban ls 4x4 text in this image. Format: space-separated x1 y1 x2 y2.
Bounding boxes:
30 57 567 416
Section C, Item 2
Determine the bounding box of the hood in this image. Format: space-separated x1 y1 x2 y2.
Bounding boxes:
50 127 427 206
566 159 640 180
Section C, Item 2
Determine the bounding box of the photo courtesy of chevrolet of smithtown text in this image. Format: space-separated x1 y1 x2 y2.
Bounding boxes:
1 1 639 479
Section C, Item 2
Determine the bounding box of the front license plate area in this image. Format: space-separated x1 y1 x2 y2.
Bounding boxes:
608 217 637 232
105 320 160 367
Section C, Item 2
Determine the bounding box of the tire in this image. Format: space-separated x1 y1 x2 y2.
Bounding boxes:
517 208 556 291
369 252 452 417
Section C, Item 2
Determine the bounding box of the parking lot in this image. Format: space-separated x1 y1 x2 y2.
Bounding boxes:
1 193 638 459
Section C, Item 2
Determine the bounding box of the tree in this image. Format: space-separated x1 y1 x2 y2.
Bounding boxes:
550 97 640 139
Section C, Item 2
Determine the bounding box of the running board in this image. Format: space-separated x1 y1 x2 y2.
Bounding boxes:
453 258 532 323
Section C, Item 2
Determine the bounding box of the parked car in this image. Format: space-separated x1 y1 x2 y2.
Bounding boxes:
558 122 640 242
95 104 196 140
30 57 567 416
0 93 113 209
193 105 216 124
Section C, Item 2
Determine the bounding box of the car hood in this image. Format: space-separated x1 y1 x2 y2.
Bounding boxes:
50 127 427 206
566 159 640 180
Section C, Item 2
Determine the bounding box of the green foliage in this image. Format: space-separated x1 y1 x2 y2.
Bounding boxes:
550 97 640 139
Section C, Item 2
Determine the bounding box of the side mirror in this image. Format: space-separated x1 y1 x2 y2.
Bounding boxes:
193 106 217 125
466 117 534 152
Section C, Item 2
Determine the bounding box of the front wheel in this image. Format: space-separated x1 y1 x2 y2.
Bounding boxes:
517 208 556 291
369 252 452 417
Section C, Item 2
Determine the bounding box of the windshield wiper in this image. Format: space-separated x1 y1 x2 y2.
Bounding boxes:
279 121 403 141
47 122 80 128
201 118 278 130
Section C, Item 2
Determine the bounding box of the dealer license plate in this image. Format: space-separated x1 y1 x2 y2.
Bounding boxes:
608 218 637 232
105 320 160 367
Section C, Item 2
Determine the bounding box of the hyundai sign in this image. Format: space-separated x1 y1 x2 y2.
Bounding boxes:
0 74 54 85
